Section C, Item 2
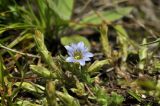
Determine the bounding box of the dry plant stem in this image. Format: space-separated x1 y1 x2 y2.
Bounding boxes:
79 0 92 13
84 83 94 97
0 44 40 58
100 0 128 10
131 17 159 38
115 66 131 82
94 11 111 25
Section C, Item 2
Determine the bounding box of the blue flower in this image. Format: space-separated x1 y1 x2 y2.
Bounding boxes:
65 42 93 66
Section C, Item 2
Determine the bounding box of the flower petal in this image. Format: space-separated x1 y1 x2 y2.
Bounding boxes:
77 42 86 52
71 43 77 49
84 52 94 57
78 42 84 48
65 45 74 56
65 45 72 51
83 57 91 61
66 57 75 62
78 60 85 66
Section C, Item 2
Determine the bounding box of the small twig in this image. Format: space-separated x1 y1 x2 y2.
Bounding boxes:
84 83 95 97
100 0 128 10
130 16 159 38
94 11 111 25
0 44 40 58
153 56 160 59
79 0 92 13
93 53 103 56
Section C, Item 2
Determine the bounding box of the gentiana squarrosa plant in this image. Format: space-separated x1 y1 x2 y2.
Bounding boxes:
32 31 112 105
63 41 109 82
65 42 93 66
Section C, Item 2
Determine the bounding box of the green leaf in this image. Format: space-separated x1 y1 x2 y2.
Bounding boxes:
114 25 129 61
15 100 41 106
0 23 34 34
0 55 5 92
155 61 160 69
56 89 80 106
47 0 74 20
139 39 148 60
30 65 56 78
34 30 60 72
71 81 87 96
81 7 133 25
128 90 141 102
88 59 109 73
92 85 109 106
100 25 111 58
110 92 124 105
138 79 156 90
60 35 91 50
14 82 45 94
46 81 58 106
138 39 148 70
